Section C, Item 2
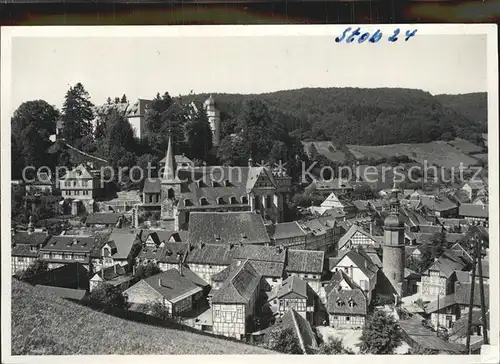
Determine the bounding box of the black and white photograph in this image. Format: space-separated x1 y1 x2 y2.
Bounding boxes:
1 24 498 361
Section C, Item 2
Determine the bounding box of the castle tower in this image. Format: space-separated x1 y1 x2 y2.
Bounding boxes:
382 181 406 297
160 134 182 229
203 95 221 147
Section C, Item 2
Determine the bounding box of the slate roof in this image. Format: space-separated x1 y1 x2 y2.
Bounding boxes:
41 235 96 253
267 222 307 240
269 275 307 301
286 249 324 274
211 260 261 304
399 316 464 353
186 243 235 266
338 224 380 250
474 260 489 278
188 212 270 245
459 204 489 218
232 244 286 263
404 268 420 280
12 231 51 246
417 225 443 234
85 213 122 225
424 249 468 278
12 244 39 258
454 281 490 307
143 269 202 303
327 281 367 315
180 266 210 288
260 307 318 353
140 242 190 263
451 309 489 338
211 265 233 283
324 270 360 295
96 231 140 260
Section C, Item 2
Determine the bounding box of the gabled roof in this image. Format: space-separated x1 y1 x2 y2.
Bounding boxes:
286 249 324 274
298 218 329 237
269 275 307 301
424 250 468 278
352 200 369 212
143 269 202 303
139 242 189 263
60 164 94 180
324 269 360 295
145 230 185 245
85 213 122 225
331 249 379 280
211 260 261 304
262 308 319 353
327 282 367 315
101 231 140 260
188 212 270 245
338 224 380 250
459 204 489 218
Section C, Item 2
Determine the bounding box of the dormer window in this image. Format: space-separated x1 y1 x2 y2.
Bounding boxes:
217 197 224 205
184 199 193 206
336 299 344 307
348 299 356 308
241 196 248 204
200 197 209 206
224 180 231 187
230 196 237 204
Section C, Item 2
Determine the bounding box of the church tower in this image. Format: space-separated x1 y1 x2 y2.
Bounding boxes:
382 181 406 296
160 134 182 230
203 95 221 147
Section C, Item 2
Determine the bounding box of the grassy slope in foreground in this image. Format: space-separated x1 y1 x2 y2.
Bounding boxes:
11 280 272 355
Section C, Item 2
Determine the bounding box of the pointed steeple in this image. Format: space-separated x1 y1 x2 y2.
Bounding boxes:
162 133 177 182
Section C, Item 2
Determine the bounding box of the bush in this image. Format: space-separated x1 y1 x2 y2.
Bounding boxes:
14 260 49 280
88 283 129 309
318 337 354 354
267 327 302 354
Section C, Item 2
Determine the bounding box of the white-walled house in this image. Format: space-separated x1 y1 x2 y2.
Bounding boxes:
329 249 379 303
285 249 325 294
268 275 315 322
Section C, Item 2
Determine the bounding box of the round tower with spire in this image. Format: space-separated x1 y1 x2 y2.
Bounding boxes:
382 179 406 297
203 95 221 147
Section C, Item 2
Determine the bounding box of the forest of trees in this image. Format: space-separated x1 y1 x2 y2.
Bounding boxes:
11 86 486 186
187 88 486 146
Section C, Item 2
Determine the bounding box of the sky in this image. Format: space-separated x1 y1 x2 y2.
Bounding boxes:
9 33 487 114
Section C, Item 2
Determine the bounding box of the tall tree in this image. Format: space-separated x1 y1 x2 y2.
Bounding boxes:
359 310 403 354
120 94 128 103
11 100 60 176
185 105 213 161
143 92 185 153
61 83 94 144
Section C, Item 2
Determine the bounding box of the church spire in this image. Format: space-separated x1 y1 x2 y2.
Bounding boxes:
389 177 400 214
162 133 177 182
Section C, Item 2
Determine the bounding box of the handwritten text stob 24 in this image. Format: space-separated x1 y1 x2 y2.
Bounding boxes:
335 27 418 43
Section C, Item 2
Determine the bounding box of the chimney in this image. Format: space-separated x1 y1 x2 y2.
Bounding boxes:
28 215 34 234
177 252 183 276
158 278 162 287
133 265 136 276
369 222 373 235
114 264 117 274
